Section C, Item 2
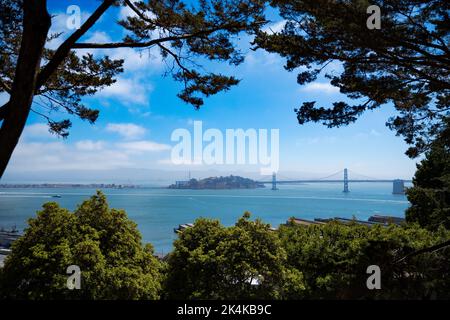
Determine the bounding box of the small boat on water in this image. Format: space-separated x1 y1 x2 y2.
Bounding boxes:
52 195 62 198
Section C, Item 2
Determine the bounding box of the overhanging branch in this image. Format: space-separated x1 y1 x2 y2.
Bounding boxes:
157 43 191 75
0 79 11 94
73 30 216 49
395 239 450 264
1 1 115 121
35 0 115 90
123 0 154 24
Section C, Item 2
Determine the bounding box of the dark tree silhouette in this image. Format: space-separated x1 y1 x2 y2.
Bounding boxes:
406 119 450 230
254 0 449 157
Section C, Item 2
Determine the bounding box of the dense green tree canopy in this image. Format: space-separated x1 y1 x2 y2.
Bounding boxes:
1 194 449 300
406 120 450 230
254 0 449 157
278 220 450 299
0 191 162 299
164 212 305 299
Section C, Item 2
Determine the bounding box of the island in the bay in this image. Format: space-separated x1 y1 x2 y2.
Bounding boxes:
169 175 265 189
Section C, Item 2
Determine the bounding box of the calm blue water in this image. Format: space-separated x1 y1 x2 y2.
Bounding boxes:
0 183 410 254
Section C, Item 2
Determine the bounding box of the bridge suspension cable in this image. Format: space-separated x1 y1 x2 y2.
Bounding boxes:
316 170 344 180
274 170 345 181
346 169 380 181
267 168 383 183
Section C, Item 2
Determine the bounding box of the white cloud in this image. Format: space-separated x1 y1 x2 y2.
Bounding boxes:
245 50 283 68
84 30 110 43
79 31 163 72
262 20 287 34
321 60 344 76
8 137 171 172
9 141 132 171
300 82 340 94
75 140 105 151
22 123 55 140
119 5 137 20
66 19 163 112
97 76 151 105
117 140 171 153
48 10 163 70
106 123 147 139
118 3 157 24
116 47 163 71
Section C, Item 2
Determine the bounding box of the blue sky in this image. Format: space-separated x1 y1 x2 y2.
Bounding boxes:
1 0 419 182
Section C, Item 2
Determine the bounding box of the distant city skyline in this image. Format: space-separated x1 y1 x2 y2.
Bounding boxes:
0 0 420 182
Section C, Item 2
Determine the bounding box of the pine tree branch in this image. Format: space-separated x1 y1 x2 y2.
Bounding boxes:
0 1 115 121
72 27 224 49
0 79 11 94
156 43 191 75
35 0 115 90
395 239 450 264
123 0 154 24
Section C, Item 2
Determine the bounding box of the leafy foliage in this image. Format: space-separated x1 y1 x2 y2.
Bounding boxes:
0 0 124 137
278 220 450 299
164 212 305 299
1 194 449 300
406 120 450 230
0 0 22 93
254 0 450 157
0 191 162 299
116 0 266 109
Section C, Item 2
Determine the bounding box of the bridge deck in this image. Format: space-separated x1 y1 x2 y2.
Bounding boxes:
258 180 412 184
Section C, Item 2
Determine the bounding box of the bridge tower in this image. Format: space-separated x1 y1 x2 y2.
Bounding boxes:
343 168 349 193
271 172 278 190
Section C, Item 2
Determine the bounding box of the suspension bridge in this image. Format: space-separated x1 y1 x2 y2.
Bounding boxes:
258 168 411 193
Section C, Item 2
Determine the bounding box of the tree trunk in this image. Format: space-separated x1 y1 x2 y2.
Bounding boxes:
0 0 51 178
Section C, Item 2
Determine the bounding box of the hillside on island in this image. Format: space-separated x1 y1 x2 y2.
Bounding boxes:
169 175 265 189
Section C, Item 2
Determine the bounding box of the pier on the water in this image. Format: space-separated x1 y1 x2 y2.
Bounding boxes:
0 228 21 267
289 215 405 227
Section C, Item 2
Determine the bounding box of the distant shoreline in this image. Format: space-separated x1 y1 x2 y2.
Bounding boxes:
0 183 140 189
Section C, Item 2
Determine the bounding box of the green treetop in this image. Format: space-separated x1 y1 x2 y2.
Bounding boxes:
0 191 162 299
278 220 450 299
406 120 450 230
164 212 305 299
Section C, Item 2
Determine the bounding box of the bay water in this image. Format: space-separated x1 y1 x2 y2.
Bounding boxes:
0 182 410 254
